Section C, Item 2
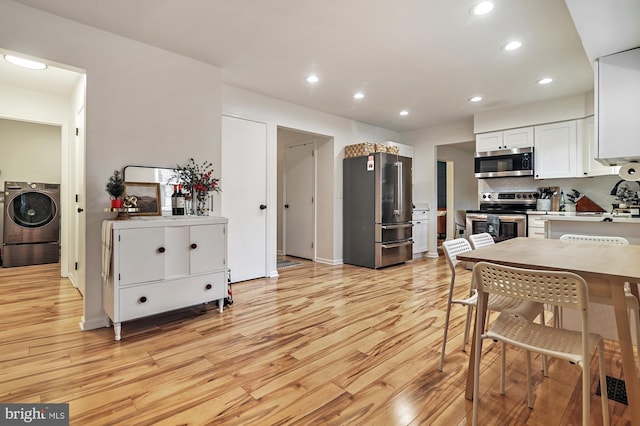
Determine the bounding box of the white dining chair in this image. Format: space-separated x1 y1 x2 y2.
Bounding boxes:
472 262 610 426
468 232 494 249
559 233 640 372
439 238 545 375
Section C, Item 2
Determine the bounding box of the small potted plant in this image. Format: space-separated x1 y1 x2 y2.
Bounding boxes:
106 169 125 208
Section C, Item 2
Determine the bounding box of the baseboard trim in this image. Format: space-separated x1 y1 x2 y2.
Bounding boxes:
316 257 341 266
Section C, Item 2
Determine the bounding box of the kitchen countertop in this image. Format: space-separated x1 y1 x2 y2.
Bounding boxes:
540 213 640 223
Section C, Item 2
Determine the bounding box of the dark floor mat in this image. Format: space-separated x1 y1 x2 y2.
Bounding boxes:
596 375 628 405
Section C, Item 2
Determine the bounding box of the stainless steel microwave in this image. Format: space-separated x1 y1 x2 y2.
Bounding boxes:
474 147 534 178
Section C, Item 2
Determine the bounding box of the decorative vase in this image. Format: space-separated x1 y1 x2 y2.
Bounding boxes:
195 191 209 216
111 198 123 208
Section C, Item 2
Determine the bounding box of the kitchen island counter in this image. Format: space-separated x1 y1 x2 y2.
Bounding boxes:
543 213 640 244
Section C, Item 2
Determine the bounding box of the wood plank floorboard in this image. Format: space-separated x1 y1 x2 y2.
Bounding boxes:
0 257 633 425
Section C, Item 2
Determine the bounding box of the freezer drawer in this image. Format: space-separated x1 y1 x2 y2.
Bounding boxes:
375 240 413 268
375 222 413 242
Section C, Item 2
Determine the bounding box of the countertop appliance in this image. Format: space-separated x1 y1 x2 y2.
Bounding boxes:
343 153 413 268
474 147 534 178
466 191 537 242
3 181 60 267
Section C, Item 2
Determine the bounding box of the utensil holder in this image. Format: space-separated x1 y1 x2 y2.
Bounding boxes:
536 199 551 212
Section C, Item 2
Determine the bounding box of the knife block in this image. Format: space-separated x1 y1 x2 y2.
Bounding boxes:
576 196 606 212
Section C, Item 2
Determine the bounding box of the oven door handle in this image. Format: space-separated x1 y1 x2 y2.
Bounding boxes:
380 223 414 230
493 215 526 221
381 240 413 249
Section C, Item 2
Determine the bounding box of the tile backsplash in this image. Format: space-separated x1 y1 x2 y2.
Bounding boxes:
478 175 625 211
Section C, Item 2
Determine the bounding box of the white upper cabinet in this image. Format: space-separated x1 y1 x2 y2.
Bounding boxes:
577 116 618 177
596 47 640 165
503 127 534 149
534 120 577 179
476 127 533 152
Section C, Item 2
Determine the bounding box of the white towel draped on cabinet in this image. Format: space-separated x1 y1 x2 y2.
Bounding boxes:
101 220 113 280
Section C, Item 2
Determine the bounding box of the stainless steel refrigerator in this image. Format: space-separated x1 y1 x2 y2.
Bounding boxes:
343 153 413 268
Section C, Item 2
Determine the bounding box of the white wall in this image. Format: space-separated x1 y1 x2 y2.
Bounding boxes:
0 1 222 330
401 118 476 257
222 84 400 265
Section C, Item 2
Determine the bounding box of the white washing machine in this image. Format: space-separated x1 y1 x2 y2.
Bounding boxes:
3 182 60 267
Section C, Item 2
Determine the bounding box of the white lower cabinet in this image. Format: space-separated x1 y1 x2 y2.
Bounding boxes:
103 216 228 340
412 209 429 256
527 213 547 239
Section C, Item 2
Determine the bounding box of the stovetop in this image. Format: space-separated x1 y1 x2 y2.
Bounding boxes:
471 191 538 214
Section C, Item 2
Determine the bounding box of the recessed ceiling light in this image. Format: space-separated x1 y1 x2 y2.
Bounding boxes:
537 77 553 85
399 110 409 116
353 92 364 100
306 74 319 84
503 41 522 51
470 1 494 15
4 54 47 70
469 96 483 102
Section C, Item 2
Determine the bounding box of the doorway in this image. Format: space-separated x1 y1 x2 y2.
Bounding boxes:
0 49 86 292
436 141 478 244
277 127 331 264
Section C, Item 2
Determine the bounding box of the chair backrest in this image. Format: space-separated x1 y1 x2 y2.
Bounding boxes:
473 262 589 311
468 233 495 250
442 238 472 271
559 234 629 245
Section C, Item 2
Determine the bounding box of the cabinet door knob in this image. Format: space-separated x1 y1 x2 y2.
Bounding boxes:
259 204 267 210
205 284 212 290
190 243 197 249
139 296 147 303
158 247 166 253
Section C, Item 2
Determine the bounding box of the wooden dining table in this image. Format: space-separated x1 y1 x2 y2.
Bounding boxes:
457 237 640 423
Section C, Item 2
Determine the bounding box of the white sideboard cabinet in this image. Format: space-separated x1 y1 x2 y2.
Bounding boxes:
102 216 228 340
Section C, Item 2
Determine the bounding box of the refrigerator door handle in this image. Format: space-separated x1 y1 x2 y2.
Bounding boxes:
380 223 413 230
394 161 402 216
381 240 413 249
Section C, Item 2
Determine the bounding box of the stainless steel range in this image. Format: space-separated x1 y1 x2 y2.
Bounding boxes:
466 191 537 242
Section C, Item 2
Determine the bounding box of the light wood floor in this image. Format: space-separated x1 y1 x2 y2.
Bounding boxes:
0 257 633 425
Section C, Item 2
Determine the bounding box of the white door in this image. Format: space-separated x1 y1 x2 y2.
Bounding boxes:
221 115 267 283
71 107 86 296
284 144 314 260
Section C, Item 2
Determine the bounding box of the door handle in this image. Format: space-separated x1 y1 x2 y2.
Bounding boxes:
259 204 267 210
77 208 84 213
380 223 413 230
381 241 413 249
284 204 289 209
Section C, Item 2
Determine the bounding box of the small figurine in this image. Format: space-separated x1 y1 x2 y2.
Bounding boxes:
123 195 138 208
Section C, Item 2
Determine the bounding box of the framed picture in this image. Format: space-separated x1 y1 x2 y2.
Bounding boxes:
124 182 161 216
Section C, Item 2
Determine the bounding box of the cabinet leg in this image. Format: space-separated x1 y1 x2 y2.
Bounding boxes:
114 322 121 341
218 299 224 313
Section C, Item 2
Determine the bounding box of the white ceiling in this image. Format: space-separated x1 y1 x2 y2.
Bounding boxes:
3 0 638 132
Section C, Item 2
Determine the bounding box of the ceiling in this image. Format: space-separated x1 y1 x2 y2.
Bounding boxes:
3 0 638 132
